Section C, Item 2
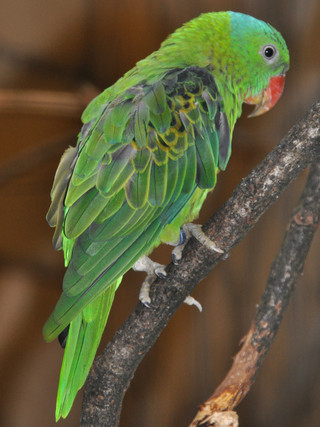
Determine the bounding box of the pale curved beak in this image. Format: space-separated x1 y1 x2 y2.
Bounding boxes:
244 74 286 118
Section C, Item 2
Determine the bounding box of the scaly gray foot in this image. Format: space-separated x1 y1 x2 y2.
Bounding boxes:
172 223 223 264
133 254 203 312
133 255 167 307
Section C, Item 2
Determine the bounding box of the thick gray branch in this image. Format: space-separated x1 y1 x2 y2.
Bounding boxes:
80 102 320 426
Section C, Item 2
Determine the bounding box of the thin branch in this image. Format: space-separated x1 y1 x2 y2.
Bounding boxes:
80 102 320 426
0 87 98 117
190 160 320 426
0 132 76 186
0 87 99 185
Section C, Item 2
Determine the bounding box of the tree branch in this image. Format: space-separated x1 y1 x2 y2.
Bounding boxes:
0 132 76 186
0 87 98 117
80 102 320 426
190 160 320 426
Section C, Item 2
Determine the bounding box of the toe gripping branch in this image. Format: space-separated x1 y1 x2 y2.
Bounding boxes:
172 223 224 265
133 255 167 307
133 223 223 312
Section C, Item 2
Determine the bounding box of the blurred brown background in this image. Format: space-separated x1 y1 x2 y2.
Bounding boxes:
0 1 319 426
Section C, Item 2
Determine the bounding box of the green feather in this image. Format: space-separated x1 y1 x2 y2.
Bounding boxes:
152 143 168 165
64 173 98 207
64 189 109 239
103 101 132 143
72 152 99 184
181 143 197 194
209 125 220 168
171 134 188 155
95 189 126 223
47 147 77 228
202 90 217 120
195 130 217 189
148 161 168 206
89 202 137 241
150 109 172 134
146 128 158 151
134 102 150 148
144 82 167 114
132 148 151 172
96 145 135 196
82 128 106 161
144 82 172 133
163 157 179 204
171 151 188 202
125 161 152 208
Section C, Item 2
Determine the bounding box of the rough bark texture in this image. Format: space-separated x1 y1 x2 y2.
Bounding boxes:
190 161 320 426
80 102 320 426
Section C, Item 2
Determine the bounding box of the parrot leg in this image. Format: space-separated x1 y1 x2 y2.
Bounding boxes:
172 223 223 264
133 255 167 307
133 254 202 311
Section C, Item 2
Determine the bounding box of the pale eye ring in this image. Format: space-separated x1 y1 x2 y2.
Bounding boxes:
260 44 279 63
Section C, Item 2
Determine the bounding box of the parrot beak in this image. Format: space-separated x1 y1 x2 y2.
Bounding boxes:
244 74 286 118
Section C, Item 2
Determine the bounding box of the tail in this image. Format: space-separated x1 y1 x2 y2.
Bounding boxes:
55 279 120 421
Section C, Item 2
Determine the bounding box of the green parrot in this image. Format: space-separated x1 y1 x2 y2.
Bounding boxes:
43 11 289 420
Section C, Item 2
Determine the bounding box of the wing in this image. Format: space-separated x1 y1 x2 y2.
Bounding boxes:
43 66 231 342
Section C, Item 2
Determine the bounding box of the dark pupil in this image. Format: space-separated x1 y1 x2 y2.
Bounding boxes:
264 47 274 58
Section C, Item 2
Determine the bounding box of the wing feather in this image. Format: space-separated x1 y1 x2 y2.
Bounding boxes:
149 161 168 206
96 145 135 196
195 128 217 189
64 189 109 239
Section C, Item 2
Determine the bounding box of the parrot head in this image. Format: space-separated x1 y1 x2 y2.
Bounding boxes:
226 12 289 117
165 11 290 122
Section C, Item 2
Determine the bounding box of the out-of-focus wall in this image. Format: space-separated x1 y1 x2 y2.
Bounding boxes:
0 1 319 426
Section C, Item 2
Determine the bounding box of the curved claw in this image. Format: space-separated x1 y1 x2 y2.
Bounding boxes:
171 245 184 265
154 266 167 279
185 224 223 253
184 296 203 312
139 286 152 307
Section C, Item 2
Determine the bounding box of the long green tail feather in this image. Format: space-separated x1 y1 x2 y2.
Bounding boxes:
56 279 120 420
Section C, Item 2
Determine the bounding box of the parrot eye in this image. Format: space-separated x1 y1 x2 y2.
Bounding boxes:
260 44 279 63
264 46 275 58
